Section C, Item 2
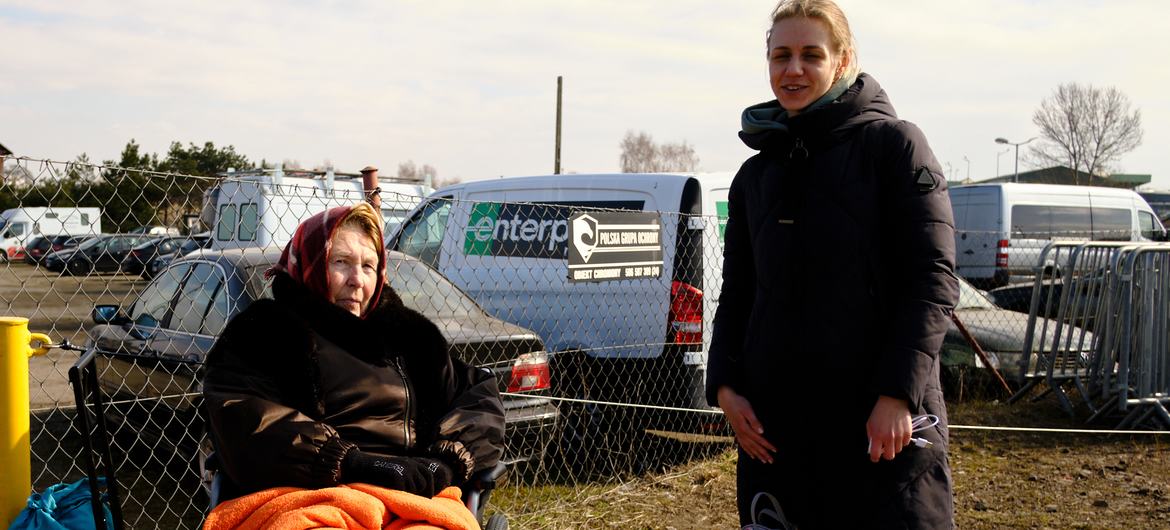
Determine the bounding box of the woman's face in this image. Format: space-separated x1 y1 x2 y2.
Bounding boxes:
327 224 379 316
768 16 845 116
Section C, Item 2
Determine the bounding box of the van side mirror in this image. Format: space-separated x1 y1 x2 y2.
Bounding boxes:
92 305 129 325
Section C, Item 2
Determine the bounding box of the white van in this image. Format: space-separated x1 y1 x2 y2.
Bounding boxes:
205 166 433 251
388 172 733 433
0 207 102 262
950 183 1166 288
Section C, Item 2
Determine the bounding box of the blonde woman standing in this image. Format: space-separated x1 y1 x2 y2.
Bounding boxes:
707 1 959 528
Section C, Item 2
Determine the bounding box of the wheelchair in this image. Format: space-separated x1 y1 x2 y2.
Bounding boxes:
69 346 509 530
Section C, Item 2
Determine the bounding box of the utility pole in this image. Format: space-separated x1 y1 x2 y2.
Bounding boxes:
554 76 562 175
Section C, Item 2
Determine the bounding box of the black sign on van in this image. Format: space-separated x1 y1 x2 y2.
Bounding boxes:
463 201 644 259
567 211 663 283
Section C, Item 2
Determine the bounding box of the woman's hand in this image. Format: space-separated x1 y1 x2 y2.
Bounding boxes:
717 386 776 464
866 395 912 463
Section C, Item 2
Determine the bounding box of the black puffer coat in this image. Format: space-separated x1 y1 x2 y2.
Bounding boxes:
706 74 959 525
203 272 505 495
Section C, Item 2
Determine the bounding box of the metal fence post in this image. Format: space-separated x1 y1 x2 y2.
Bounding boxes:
0 316 52 528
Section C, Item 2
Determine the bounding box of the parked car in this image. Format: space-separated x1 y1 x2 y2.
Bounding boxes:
42 234 156 275
120 236 191 277
128 225 181 236
85 247 557 469
143 234 212 279
942 276 1094 384
23 234 89 265
986 272 1109 332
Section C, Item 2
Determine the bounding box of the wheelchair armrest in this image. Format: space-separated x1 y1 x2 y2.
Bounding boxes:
462 462 507 521
466 462 508 492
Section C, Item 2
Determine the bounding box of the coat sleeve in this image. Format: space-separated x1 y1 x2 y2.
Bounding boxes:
202 333 354 493
426 358 506 479
705 161 758 406
870 121 960 410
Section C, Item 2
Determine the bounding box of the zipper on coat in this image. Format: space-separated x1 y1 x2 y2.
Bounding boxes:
789 137 808 160
394 358 413 449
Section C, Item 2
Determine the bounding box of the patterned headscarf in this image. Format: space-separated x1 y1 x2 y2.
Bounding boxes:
267 205 386 318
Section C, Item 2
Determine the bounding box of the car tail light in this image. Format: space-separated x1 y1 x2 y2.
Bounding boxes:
51 244 64 251
507 352 551 393
669 280 703 345
996 239 1009 268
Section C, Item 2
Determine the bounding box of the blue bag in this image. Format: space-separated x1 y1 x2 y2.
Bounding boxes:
8 478 114 530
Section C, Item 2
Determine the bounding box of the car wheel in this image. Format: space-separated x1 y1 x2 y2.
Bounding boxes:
67 259 90 276
0 250 7 263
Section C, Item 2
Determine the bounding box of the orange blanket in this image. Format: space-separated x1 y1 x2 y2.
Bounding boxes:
202 484 480 530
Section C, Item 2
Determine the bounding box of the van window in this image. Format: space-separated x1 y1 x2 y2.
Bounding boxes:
1092 207 1131 241
398 199 451 267
239 203 259 242
45 212 58 219
8 223 26 237
81 214 90 225
1012 205 1092 238
1140 211 1163 240
217 204 238 240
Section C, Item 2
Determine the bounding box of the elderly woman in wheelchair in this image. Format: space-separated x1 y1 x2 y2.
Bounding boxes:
201 202 507 529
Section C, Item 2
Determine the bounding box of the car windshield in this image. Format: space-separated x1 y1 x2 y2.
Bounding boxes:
957 278 998 310
179 238 205 253
387 258 482 318
77 236 105 250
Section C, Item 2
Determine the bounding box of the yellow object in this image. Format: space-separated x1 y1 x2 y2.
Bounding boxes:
0 317 51 529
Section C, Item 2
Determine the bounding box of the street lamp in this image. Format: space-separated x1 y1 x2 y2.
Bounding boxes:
996 148 1010 178
995 136 1038 183
963 155 970 182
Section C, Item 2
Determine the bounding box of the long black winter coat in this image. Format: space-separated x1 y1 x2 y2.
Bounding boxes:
706 74 960 526
203 272 505 496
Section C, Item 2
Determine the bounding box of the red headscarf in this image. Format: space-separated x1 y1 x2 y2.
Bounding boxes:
267 205 386 318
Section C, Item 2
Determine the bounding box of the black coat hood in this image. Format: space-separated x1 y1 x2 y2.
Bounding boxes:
739 73 897 153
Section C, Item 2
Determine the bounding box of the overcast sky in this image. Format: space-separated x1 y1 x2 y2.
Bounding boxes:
3 0 1168 189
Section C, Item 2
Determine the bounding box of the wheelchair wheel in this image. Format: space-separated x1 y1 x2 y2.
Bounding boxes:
483 513 508 530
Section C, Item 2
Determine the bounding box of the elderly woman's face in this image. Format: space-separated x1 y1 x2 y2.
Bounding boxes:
327 224 379 316
768 16 844 116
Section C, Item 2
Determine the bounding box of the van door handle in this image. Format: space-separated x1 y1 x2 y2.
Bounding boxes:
963 250 974 255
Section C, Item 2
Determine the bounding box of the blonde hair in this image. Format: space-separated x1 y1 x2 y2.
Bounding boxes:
768 0 861 82
339 201 383 248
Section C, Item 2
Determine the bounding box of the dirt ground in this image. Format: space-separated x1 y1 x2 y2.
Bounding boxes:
498 397 1170 529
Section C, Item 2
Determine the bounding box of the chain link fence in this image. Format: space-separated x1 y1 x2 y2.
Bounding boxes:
3 156 1168 528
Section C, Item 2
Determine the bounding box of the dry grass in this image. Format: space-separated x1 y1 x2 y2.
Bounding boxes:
490 397 1170 529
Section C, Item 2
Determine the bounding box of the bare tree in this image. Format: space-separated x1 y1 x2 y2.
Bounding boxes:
1029 83 1143 184
619 130 699 173
397 160 439 186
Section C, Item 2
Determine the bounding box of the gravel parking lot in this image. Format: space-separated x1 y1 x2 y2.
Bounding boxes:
1 262 147 408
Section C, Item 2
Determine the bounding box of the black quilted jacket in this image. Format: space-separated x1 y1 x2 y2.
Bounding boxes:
203 272 505 495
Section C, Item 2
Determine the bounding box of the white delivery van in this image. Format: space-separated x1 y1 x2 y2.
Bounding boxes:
0 207 102 262
204 166 433 251
388 172 733 436
950 183 1166 288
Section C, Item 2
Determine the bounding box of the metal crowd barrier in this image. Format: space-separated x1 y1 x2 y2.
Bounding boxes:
1012 241 1170 429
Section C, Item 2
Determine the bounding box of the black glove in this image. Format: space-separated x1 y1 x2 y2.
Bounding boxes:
341 449 455 497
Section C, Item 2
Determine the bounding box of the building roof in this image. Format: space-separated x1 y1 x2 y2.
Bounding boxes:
975 165 1150 189
0 141 11 156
